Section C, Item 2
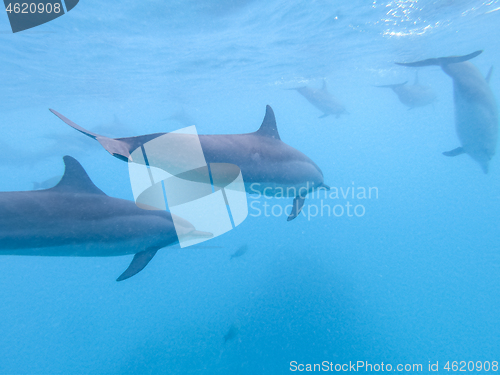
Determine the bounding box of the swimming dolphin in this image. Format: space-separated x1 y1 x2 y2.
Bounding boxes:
0 156 212 281
223 321 240 343
230 244 248 260
49 106 329 221
396 50 498 173
376 71 436 109
288 79 348 118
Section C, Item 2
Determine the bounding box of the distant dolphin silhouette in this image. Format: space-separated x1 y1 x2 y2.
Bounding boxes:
49 106 329 221
224 321 240 343
289 79 348 118
0 156 212 281
376 71 436 109
396 50 498 173
230 245 248 260
167 108 197 126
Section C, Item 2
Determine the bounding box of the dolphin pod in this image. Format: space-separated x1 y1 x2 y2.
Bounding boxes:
289 79 348 119
0 156 212 281
376 71 436 109
396 50 498 173
49 105 329 221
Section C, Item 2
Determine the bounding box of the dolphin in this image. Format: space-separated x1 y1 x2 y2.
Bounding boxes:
167 107 197 127
223 321 240 343
49 106 329 221
0 156 212 281
288 79 348 118
376 71 436 109
230 244 248 260
396 50 498 173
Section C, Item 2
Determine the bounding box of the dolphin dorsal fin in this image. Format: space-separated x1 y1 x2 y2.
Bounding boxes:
255 105 281 140
486 66 494 84
51 156 106 195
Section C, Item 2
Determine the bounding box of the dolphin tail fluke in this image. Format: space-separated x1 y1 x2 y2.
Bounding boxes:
287 195 306 221
49 109 132 161
443 147 465 157
116 247 160 281
395 50 483 67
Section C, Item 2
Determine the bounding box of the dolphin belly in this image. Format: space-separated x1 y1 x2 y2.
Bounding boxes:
454 95 498 171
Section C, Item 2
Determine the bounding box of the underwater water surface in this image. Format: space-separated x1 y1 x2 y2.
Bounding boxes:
1 0 500 374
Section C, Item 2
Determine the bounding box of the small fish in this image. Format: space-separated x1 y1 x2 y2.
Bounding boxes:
230 245 248 260
224 321 240 343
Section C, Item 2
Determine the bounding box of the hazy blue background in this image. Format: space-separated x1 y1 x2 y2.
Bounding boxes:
1 0 500 373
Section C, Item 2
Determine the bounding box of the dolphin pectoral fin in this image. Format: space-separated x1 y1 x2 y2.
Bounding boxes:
443 147 465 157
319 113 330 119
287 196 306 221
486 66 494 84
116 247 160 282
318 183 330 191
395 50 482 67
49 109 132 161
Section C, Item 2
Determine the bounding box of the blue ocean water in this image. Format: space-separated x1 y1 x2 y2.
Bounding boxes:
1 0 500 373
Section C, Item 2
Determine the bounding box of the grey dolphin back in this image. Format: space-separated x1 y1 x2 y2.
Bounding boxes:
395 50 482 67
254 105 281 140
55 157 162 281
52 155 107 196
